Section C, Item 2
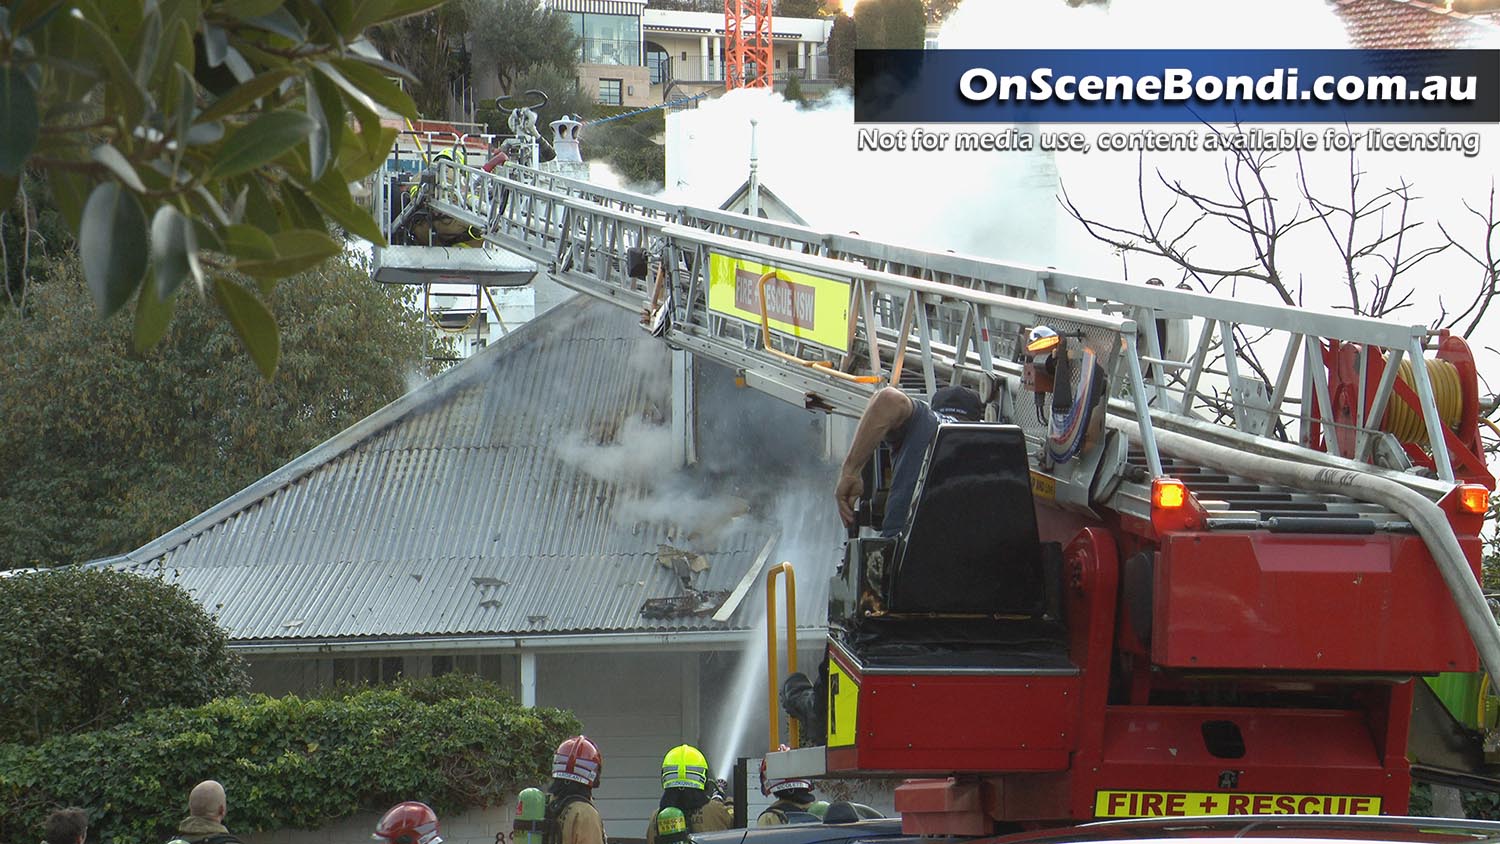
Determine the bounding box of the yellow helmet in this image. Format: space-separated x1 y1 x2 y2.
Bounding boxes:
660 744 709 790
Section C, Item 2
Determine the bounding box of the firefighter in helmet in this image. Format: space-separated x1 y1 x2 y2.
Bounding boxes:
543 735 606 844
756 747 818 826
373 802 442 844
645 744 731 844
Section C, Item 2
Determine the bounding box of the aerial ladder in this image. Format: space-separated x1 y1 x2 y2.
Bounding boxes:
374 130 1499 829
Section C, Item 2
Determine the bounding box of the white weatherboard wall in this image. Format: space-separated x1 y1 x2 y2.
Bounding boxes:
538 651 697 838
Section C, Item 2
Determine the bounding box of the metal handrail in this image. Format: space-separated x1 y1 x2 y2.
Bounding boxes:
766 562 799 751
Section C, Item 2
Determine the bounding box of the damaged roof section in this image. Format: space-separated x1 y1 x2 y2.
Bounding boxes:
97 298 838 644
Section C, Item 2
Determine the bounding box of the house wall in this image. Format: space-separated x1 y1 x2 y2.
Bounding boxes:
579 63 654 107
536 650 697 836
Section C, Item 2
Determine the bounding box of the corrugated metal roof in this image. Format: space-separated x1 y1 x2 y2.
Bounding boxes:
112 297 840 643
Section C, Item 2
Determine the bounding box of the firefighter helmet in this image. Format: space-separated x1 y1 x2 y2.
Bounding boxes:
661 744 709 790
553 735 603 787
759 745 813 796
373 802 442 844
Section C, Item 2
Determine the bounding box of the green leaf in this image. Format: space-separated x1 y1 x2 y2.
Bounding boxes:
208 110 318 180
233 229 339 281
150 204 202 299
280 182 325 232
80 182 149 317
132 6 162 88
172 65 195 170
212 277 280 378
0 175 16 212
195 68 295 124
338 126 396 181
311 72 343 173
215 0 289 18
132 276 175 353
330 57 417 117
348 0 397 33
306 169 383 245
222 223 277 261
49 169 89 231
14 0 66 38
0 66 40 176
89 144 147 193
306 77 330 182
368 0 447 25
74 16 146 129
240 176 278 232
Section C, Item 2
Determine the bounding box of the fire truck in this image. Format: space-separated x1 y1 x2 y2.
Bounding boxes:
375 110 1498 833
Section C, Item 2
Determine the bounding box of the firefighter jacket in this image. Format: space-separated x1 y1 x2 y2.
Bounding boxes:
645 798 731 844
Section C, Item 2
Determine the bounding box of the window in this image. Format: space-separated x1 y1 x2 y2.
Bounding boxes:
647 42 672 85
598 78 623 105
566 12 641 65
681 51 688 61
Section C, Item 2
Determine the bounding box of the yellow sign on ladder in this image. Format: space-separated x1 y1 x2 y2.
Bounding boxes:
708 254 851 353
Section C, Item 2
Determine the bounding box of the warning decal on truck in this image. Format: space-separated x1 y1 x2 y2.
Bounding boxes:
1094 791 1382 818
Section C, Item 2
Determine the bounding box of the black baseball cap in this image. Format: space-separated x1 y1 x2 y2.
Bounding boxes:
931 385 983 421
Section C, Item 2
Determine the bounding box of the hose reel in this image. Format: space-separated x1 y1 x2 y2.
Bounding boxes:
1324 332 1492 488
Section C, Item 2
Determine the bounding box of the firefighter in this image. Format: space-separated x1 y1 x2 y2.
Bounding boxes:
756 748 818 826
373 802 443 844
836 384 985 537
544 735 606 844
645 744 731 844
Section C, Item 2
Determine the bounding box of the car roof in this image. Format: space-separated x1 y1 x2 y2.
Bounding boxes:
691 818 916 844
975 816 1500 844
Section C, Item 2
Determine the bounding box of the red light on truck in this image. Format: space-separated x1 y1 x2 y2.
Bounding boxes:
1458 485 1489 515
1153 478 1188 510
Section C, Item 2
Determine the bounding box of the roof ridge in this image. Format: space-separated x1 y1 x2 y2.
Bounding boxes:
95 294 582 569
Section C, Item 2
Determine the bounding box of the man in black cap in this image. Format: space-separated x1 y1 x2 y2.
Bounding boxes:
835 384 985 537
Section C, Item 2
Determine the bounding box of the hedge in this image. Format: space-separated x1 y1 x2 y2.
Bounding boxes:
0 568 248 745
0 675 580 844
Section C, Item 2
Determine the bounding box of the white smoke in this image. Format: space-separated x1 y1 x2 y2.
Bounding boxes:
665 0 1500 386
555 416 678 484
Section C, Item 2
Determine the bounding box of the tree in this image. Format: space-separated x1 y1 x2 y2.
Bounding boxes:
0 254 433 569
1060 135 1480 327
856 0 925 49
779 0 828 17
588 108 667 188
923 0 962 23
1059 130 1500 444
0 0 442 377
368 3 470 118
783 72 807 104
465 0 580 97
0 567 248 744
828 13 856 88
478 63 596 138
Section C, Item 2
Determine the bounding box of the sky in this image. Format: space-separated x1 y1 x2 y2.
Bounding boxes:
661 0 1500 401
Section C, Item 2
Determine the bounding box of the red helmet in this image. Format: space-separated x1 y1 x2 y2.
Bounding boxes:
374 802 442 844
760 745 813 796
553 735 603 787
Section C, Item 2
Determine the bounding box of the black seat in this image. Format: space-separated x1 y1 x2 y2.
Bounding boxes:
887 423 1046 617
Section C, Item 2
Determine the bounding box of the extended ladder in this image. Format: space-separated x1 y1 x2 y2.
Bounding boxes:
377 159 1487 514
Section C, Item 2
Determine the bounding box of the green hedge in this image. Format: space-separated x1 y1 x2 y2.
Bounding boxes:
0 568 248 745
0 676 580 844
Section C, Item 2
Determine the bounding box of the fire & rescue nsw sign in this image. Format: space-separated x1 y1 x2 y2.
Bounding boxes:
1094 790 1382 818
707 254 851 353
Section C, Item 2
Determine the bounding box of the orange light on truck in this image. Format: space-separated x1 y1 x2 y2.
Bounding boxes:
1152 478 1188 510
1458 485 1489 514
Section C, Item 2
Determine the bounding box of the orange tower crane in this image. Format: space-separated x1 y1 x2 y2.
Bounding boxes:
724 0 773 89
